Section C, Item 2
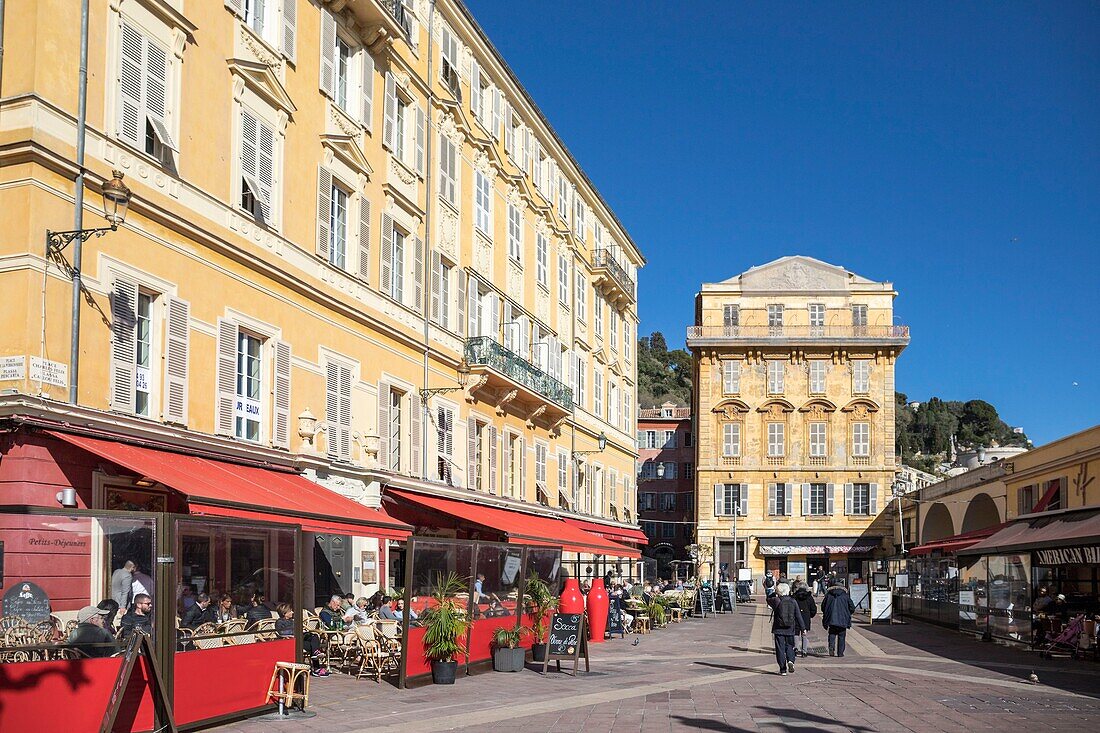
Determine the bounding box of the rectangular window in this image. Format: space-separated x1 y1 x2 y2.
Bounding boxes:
536 234 548 288
239 109 275 224
767 360 784 394
722 360 740 394
714 484 742 517
593 369 603 416
394 96 408 161
388 389 402 471
852 422 870 457
326 362 353 461
767 304 784 330
852 359 870 394
663 430 676 449
244 0 266 36
683 463 695 480
640 492 657 511
475 171 492 235
809 422 827 458
436 405 454 483
334 36 351 111
767 422 785 457
851 483 871 515
808 483 828 515
573 195 585 239
134 291 153 416
623 321 632 363
593 290 603 336
661 493 676 511
535 443 547 485
507 204 522 262
662 462 676 480
723 304 739 328
684 431 693 448
439 134 457 206
574 266 587 322
557 448 568 498
557 252 569 304
722 423 740 458
771 483 790 516
235 331 262 441
809 303 825 328
809 360 827 394
557 175 569 220
661 522 674 539
646 430 657 449
390 226 405 301
329 183 348 270
118 22 176 164
610 309 618 352
852 304 868 327
438 261 451 329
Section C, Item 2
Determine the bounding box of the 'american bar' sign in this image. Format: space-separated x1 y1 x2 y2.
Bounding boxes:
1034 545 1100 565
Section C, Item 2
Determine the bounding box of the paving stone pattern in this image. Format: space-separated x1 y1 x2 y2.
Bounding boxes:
211 600 1100 732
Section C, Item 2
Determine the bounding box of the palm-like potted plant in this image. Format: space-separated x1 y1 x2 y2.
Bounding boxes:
419 572 470 684
491 624 529 672
524 572 557 662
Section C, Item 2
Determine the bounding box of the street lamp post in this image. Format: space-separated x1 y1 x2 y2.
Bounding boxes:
46 170 132 404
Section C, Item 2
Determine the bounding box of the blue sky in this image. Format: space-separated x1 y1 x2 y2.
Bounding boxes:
466 1 1100 446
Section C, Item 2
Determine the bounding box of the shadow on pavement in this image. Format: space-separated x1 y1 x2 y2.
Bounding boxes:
672 708 874 732
693 661 775 676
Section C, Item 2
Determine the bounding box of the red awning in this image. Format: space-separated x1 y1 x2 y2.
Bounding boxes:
563 517 648 546
386 488 641 558
46 431 411 540
908 523 1006 557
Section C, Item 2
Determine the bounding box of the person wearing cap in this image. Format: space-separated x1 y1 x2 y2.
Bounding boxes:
68 605 117 657
1050 593 1069 623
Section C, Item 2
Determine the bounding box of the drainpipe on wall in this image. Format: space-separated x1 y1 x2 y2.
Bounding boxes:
68 0 91 404
0 0 6 98
420 0 437 481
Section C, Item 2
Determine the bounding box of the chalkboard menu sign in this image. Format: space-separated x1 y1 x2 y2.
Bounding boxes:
606 602 625 637
541 613 590 676
717 582 736 613
100 630 177 733
695 585 715 617
2 580 51 622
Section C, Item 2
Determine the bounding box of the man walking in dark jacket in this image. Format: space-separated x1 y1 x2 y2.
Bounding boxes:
767 582 806 675
821 581 856 657
792 581 818 657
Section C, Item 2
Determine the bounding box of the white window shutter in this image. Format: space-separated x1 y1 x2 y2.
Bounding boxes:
491 88 501 138
503 438 513 494
768 483 777 516
456 269 467 336
376 382 390 469
281 0 297 62
784 484 793 516
467 417 478 489
869 483 879 514
844 483 854 516
429 250 442 323
827 484 836 515
144 42 173 150
109 278 138 414
215 319 239 436
519 437 527 498
713 483 724 517
118 22 144 147
415 102 426 176
360 49 375 130
487 292 499 341
412 235 424 313
382 72 397 151
271 340 292 449
801 483 811 516
316 166 331 259
319 9 335 96
470 59 481 117
380 213 393 294
338 365 352 460
409 392 422 477
739 484 748 517
164 296 190 424
488 425 498 493
466 275 478 337
225 0 244 16
358 196 371 280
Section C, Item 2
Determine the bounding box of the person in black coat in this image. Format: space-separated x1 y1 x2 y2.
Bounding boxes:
181 593 213 629
821 581 856 657
792 582 818 657
245 592 273 626
766 583 807 675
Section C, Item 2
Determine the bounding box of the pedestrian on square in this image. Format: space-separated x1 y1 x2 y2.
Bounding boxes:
763 573 776 598
792 581 818 657
821 580 856 657
767 582 806 675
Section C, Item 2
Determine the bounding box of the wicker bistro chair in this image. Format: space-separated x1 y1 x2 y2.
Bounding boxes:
349 624 385 681
191 623 223 650
252 617 278 641
373 621 401 677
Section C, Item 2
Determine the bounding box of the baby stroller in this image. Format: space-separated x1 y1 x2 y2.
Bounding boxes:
1039 614 1087 659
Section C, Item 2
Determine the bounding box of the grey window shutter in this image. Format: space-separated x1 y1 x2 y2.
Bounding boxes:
739 483 749 517
869 483 878 514
338 365 352 459
281 0 297 62
784 484 793 516
382 72 397 151
429 250 442 323
380 213 393 294
415 102 426 176
376 382 390 470
164 296 190 424
844 483 854 515
467 417 478 489
272 340 291 449
109 277 138 414
319 8 335 97
713 483 724 517
358 196 371 280
456 269 467 335
826 484 836 515
316 166 331 259
488 425 498 493
801 483 811 516
410 392 422 477
360 49 374 130
768 483 777 516
215 319 238 436
412 236 424 313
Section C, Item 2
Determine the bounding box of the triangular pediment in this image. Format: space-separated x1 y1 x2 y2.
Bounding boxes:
321 134 374 176
228 59 296 116
721 256 878 292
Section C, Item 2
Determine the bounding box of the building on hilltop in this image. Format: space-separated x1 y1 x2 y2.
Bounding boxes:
687 256 909 586
637 402 695 579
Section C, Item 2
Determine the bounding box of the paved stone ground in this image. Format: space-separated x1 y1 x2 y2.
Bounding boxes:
211 599 1100 732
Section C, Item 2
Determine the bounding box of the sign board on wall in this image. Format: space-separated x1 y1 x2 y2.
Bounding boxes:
360 551 377 585
1035 546 1100 565
870 588 892 623
30 357 67 387
0 356 26 381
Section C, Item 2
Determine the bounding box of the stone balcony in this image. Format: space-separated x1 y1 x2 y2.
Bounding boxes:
592 249 636 307
464 337 573 427
686 324 910 348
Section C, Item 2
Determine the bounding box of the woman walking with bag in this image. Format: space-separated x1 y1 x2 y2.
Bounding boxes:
792 581 817 657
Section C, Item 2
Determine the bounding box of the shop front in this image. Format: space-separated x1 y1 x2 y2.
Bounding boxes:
755 535 882 590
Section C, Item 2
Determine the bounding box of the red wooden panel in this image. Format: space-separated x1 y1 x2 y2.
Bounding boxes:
172 639 294 726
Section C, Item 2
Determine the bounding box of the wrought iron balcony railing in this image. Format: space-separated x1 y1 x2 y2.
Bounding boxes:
686 324 910 343
384 0 413 37
465 336 574 411
592 249 635 302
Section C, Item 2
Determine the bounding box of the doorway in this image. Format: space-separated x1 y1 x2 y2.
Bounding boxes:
313 534 351 607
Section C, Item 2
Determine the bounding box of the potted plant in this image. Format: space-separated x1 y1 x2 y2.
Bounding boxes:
524 572 557 662
419 572 470 684
491 625 529 672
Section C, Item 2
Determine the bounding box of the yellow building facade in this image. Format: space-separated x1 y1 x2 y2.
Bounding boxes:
0 0 644 592
687 256 909 584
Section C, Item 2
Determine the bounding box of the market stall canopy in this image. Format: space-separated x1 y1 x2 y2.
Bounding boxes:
562 517 648 546
959 508 1100 557
756 536 882 556
45 430 411 539
386 488 641 558
907 523 1007 557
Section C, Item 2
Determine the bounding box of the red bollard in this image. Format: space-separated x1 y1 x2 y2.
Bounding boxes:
586 578 608 643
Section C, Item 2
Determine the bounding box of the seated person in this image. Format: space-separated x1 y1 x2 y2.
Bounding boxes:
341 593 356 611
119 593 153 639
181 593 212 629
377 596 400 621
276 604 329 676
245 592 272 625
343 597 372 625
485 599 510 618
473 574 500 606
96 599 120 631
210 594 237 625
394 598 418 623
318 595 345 630
69 605 117 657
